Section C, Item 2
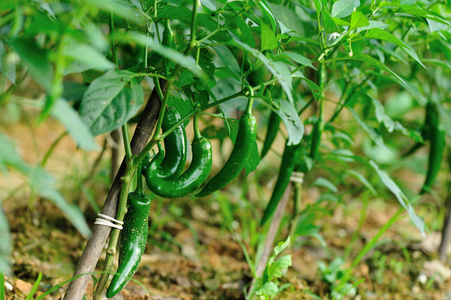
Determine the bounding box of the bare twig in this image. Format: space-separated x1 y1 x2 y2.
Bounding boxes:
63 82 165 300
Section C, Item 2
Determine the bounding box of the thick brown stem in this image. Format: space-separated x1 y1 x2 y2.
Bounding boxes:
63 82 165 300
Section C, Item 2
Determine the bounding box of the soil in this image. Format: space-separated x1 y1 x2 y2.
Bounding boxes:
2 109 451 300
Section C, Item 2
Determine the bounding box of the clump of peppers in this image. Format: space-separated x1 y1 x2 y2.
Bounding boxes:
196 89 257 197
145 115 213 198
147 106 187 179
106 164 151 298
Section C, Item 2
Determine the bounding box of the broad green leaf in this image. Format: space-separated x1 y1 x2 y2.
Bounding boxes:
255 282 278 296
268 255 292 279
359 28 424 67
258 0 277 30
331 0 360 18
212 45 240 78
229 38 293 103
10 38 52 90
52 99 100 151
345 169 377 195
267 3 305 35
30 168 91 238
377 3 451 26
79 70 144 136
272 236 290 258
312 178 338 193
357 21 389 32
260 22 278 51
223 118 260 176
322 9 340 33
82 0 147 24
0 133 30 174
348 107 390 153
370 160 425 235
0 41 15 84
274 98 304 146
62 42 114 71
273 52 315 69
118 31 204 78
371 97 422 142
350 11 369 31
0 134 91 238
0 207 12 275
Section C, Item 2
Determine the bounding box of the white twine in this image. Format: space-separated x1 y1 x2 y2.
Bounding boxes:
94 213 124 230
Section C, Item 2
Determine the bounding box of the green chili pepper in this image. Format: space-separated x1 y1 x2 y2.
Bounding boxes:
420 102 445 194
196 96 257 197
260 141 302 225
162 19 175 50
261 110 281 159
309 118 324 160
106 170 151 298
147 107 187 179
145 116 213 198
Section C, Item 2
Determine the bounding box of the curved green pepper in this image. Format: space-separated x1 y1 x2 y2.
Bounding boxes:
196 105 257 197
145 116 213 198
148 107 187 179
106 185 151 297
420 102 445 194
260 141 302 225
261 110 281 159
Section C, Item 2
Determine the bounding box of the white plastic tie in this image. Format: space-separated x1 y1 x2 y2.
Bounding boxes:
94 213 124 230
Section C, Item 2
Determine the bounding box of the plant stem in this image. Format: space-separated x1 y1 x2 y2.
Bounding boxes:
40 131 68 167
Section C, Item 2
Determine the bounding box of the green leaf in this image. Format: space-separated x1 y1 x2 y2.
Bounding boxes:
118 31 205 78
223 118 260 175
212 45 240 78
30 168 91 238
345 169 377 195
52 100 100 151
369 160 425 235
62 41 114 71
258 0 277 30
255 282 278 296
322 9 340 33
0 41 15 84
331 0 360 18
0 207 12 275
350 11 369 31
79 70 144 136
371 97 422 142
229 38 293 104
274 98 304 146
312 178 338 193
10 38 52 90
348 107 390 153
359 28 424 67
267 3 305 35
82 0 147 24
273 52 315 69
261 22 278 51
0 133 30 174
330 53 410 92
268 255 292 279
272 236 290 258
377 3 451 26
356 21 389 32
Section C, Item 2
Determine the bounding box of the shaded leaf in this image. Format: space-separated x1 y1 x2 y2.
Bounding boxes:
370 160 425 235
274 98 304 146
79 70 144 136
0 207 12 275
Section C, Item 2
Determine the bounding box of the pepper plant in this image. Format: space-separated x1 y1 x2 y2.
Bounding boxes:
0 0 450 299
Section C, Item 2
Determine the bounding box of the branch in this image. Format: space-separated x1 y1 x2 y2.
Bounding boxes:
63 81 165 300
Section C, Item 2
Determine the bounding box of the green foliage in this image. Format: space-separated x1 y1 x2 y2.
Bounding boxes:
247 237 292 300
0 0 450 297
